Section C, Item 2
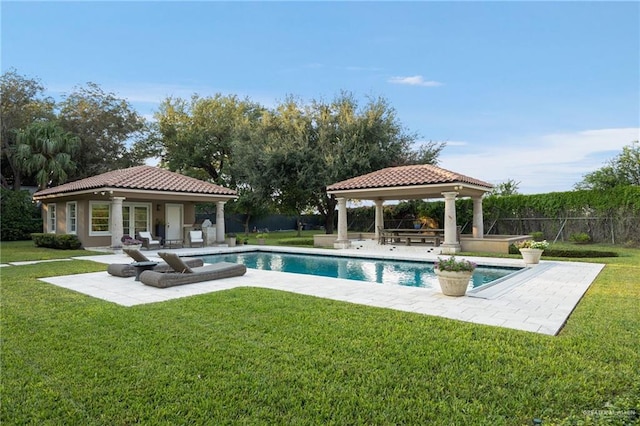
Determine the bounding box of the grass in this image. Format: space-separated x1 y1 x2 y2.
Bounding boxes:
1 240 639 425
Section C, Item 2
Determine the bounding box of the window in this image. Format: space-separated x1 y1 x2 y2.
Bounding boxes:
48 204 56 233
90 202 110 235
66 202 77 234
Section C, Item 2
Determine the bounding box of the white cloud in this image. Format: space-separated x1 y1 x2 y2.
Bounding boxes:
439 127 640 194
388 75 443 87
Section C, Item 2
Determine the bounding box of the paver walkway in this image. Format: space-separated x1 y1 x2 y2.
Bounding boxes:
37 246 605 335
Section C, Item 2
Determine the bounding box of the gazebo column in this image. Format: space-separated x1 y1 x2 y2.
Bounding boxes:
110 196 125 249
334 197 351 249
472 196 484 239
374 199 384 241
440 191 461 254
216 201 226 244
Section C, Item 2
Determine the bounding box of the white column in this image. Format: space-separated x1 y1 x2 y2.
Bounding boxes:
374 199 384 241
334 197 350 249
440 191 461 254
472 196 484 239
110 196 125 249
216 201 226 244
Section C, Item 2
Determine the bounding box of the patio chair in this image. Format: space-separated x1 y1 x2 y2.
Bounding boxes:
189 230 204 248
107 248 204 277
140 251 247 288
137 231 162 250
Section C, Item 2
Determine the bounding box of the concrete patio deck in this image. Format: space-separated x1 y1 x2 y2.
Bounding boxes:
37 245 605 336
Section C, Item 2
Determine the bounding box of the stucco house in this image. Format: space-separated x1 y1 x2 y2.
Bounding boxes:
32 166 237 249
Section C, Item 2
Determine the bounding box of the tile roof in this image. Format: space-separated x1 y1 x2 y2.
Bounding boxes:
33 166 237 197
326 164 493 191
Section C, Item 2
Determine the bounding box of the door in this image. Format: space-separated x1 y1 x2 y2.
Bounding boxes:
165 204 183 241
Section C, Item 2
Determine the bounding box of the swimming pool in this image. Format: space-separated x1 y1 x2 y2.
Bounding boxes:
198 251 520 290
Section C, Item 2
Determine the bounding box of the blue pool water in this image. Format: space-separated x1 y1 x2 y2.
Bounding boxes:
199 251 519 290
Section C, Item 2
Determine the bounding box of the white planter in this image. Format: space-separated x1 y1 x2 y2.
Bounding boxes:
226 238 236 247
435 269 473 297
519 248 543 265
124 244 142 251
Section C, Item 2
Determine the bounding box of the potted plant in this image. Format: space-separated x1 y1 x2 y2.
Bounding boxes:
226 233 237 247
121 235 143 250
434 256 476 297
256 233 268 245
515 239 549 265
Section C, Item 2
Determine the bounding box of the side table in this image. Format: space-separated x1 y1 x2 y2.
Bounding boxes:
131 261 158 281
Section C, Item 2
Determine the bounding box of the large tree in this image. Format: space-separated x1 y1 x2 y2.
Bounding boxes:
252 92 444 233
154 94 264 186
16 121 79 189
0 69 55 189
57 82 146 179
575 141 640 190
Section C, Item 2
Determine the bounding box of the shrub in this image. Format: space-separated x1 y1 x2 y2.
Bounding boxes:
530 231 544 241
508 244 617 258
277 237 314 246
0 188 42 241
569 232 591 244
31 233 82 250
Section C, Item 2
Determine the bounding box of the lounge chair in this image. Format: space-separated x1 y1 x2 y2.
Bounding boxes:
189 230 204 248
140 251 246 288
137 231 162 250
107 248 204 277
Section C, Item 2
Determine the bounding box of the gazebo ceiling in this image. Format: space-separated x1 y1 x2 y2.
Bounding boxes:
326 164 493 200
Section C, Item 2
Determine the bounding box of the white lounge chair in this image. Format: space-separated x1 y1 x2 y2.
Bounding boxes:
189 230 204 248
137 231 161 250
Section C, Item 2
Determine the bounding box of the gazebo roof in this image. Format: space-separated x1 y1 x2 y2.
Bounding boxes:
33 166 237 201
326 164 493 200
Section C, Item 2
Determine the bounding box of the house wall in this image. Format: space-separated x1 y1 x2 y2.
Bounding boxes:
42 195 199 248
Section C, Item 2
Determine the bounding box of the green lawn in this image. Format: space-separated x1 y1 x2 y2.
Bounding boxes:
1 240 639 425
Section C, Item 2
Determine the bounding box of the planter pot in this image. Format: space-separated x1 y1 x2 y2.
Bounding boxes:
435 269 473 297
124 244 142 251
226 238 236 247
519 248 543 265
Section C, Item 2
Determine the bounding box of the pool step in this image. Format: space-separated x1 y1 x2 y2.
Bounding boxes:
467 263 555 300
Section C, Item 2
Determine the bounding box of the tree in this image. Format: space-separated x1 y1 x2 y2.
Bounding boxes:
0 69 55 189
16 121 79 189
154 94 264 185
249 92 444 233
57 82 146 179
575 141 640 190
490 179 521 196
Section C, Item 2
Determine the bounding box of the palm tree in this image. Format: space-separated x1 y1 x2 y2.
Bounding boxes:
16 121 79 189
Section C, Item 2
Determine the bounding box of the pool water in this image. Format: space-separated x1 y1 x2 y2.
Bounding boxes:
199 251 519 290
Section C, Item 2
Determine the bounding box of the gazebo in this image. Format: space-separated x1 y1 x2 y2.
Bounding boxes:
326 164 493 253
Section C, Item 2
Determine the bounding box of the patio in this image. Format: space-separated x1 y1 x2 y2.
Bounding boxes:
37 245 604 336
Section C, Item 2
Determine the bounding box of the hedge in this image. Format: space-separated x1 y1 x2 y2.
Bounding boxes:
31 233 82 250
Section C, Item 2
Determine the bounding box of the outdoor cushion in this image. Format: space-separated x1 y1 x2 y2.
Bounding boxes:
137 231 161 250
107 249 204 277
140 252 246 288
189 230 204 247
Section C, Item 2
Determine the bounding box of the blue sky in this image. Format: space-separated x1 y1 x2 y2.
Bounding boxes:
3 1 639 194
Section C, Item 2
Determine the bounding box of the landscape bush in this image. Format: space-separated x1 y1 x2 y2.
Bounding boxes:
0 188 42 241
31 233 82 250
277 237 314 246
508 244 618 258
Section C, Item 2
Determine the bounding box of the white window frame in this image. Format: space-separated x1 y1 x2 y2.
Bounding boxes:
66 202 77 234
122 203 152 237
47 203 57 233
89 201 111 236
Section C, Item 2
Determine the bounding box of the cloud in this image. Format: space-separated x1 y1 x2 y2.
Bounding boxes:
439 127 640 194
388 75 443 87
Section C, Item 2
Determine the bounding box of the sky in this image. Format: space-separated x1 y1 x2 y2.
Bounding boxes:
2 1 639 194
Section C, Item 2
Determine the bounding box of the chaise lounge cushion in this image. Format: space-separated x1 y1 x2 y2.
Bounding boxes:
107 249 204 277
139 252 246 288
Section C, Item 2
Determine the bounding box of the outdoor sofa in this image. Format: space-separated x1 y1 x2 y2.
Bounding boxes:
107 248 204 278
140 251 247 288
